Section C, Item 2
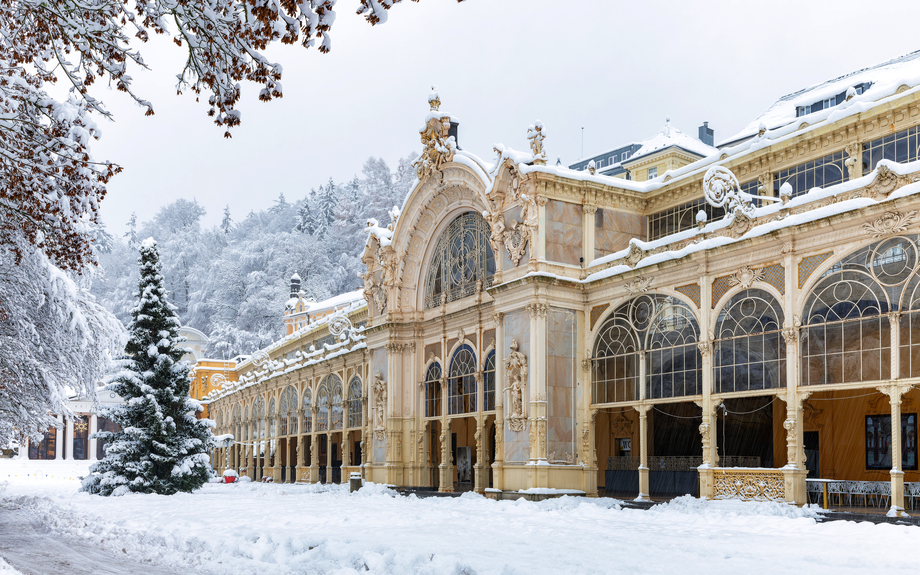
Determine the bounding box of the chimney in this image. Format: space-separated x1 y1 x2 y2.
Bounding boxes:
290 273 302 298
699 122 714 146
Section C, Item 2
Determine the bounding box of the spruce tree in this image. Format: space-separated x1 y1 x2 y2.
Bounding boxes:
82 239 214 496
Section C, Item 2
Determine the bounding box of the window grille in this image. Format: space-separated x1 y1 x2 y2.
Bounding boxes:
424 362 442 418
315 383 329 432
648 167 657 179
798 252 833 289
425 212 495 309
279 386 297 436
592 295 701 404
862 125 920 174
330 377 344 430
714 289 786 393
484 351 496 411
773 151 846 198
302 388 313 433
647 199 725 241
799 237 920 386
268 398 276 438
347 376 362 429
448 345 477 414
761 264 785 295
675 283 701 308
253 396 265 441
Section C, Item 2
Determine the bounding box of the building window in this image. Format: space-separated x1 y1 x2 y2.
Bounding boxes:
866 414 917 470
714 289 786 393
302 389 313 433
597 159 605 168
424 362 442 418
773 151 846 198
279 386 297 436
592 295 701 404
862 125 920 175
647 198 725 241
315 384 328 432
448 345 477 415
347 377 362 429
28 426 57 460
483 351 496 411
647 167 657 179
800 237 909 386
425 212 496 309
330 378 344 431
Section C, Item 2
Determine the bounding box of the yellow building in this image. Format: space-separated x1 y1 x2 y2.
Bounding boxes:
206 51 920 513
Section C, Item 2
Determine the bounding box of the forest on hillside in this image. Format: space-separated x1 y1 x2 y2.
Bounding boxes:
90 154 416 359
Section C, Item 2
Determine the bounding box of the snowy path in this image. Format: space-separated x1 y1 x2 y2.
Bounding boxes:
1 460 918 574
0 502 177 575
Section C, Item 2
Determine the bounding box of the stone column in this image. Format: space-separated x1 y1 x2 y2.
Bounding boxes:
474 414 484 494
326 433 332 483
64 417 74 460
88 414 98 461
439 416 452 492
310 430 319 484
528 303 548 464
636 404 651 501
881 384 908 515
492 312 505 491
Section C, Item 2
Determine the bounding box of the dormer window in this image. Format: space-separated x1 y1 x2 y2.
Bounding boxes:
795 82 871 117
648 167 658 179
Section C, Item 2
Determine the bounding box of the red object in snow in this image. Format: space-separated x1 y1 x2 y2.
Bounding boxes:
224 475 237 483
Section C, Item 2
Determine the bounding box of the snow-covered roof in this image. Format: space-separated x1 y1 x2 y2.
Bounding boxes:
722 50 920 145
286 289 365 316
626 120 718 164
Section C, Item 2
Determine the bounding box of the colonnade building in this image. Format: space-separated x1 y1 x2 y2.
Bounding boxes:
206 51 920 514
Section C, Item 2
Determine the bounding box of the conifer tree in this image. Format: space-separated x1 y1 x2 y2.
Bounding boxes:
82 239 214 496
220 206 233 234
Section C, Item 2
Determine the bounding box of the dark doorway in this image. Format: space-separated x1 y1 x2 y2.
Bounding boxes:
804 431 819 477
720 396 774 467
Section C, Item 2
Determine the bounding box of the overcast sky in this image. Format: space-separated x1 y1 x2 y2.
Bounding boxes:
91 0 919 231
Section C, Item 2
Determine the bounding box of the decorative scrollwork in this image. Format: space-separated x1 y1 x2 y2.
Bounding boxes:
251 350 270 366
712 468 785 502
728 265 764 289
861 210 918 238
624 276 653 295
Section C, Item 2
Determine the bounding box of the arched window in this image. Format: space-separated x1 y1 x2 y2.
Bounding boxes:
592 295 701 403
714 289 786 393
253 396 265 440
802 238 901 385
268 398 277 438
347 377 363 429
484 351 496 411
424 362 442 418
316 382 329 432
279 387 297 436
302 388 313 433
331 378 344 430
449 345 477 414
424 212 496 309
232 404 241 445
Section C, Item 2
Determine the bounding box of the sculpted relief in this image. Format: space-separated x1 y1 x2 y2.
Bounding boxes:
504 340 528 432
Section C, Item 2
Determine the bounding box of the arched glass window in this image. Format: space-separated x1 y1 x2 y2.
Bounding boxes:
449 345 477 414
347 377 363 429
268 398 277 438
302 388 313 433
279 387 297 436
714 289 786 393
424 362 442 418
592 294 701 403
802 238 902 385
331 378 344 430
484 351 496 411
316 383 329 432
253 396 265 440
425 212 496 309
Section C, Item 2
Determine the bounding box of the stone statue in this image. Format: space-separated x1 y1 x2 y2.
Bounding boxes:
526 121 546 160
504 340 527 423
373 370 387 430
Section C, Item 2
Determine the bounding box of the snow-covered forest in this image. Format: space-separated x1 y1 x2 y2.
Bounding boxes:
91 155 416 359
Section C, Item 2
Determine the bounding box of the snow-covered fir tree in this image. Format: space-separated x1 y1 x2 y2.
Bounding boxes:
82 239 214 496
220 206 233 234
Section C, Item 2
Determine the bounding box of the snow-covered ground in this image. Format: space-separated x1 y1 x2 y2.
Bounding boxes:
1 460 918 574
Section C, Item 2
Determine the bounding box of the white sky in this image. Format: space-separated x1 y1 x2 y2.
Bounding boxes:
91 0 920 231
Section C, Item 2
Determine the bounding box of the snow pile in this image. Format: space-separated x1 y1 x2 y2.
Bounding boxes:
2 460 920 575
